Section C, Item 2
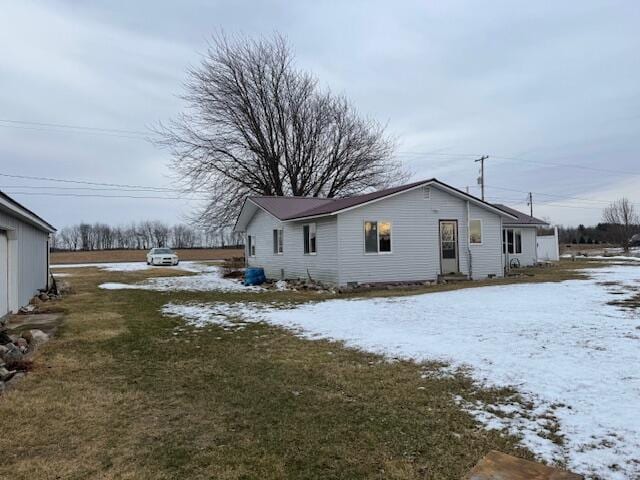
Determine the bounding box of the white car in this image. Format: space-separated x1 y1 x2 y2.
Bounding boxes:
146 248 179 266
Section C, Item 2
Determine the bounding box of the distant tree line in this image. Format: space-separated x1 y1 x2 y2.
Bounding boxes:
51 221 243 251
558 198 640 252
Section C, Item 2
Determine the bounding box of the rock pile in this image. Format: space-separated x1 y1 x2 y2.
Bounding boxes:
262 278 334 293
0 315 50 394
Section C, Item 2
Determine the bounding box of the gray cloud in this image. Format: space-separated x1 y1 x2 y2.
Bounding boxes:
1 0 638 227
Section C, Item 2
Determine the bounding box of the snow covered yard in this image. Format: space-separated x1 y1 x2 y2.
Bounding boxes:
52 261 256 292
163 264 640 479
95 262 257 292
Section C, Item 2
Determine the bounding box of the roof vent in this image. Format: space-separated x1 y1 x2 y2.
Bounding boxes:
423 186 431 199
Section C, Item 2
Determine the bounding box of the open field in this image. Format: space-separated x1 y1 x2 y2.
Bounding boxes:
2 259 633 479
51 248 244 264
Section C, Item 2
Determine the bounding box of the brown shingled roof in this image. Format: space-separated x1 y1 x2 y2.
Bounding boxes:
280 179 433 220
249 196 335 220
242 179 517 225
493 204 548 225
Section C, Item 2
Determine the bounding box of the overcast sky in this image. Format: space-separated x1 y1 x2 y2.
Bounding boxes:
1 0 639 228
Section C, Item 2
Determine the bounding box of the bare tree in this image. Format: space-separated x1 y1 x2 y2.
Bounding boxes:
157 33 406 229
602 198 639 252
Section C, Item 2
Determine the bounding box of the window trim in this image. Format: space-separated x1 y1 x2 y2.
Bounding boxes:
363 220 393 255
503 228 522 255
469 219 483 246
303 223 317 255
273 228 284 255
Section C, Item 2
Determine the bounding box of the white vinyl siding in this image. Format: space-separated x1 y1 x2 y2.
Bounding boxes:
0 209 50 314
337 185 503 285
242 184 507 286
245 209 338 283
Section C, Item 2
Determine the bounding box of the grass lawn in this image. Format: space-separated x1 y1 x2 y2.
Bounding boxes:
0 260 598 479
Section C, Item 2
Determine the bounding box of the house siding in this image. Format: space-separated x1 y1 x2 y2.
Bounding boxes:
245 208 339 283
336 186 504 285
503 225 537 267
0 209 50 313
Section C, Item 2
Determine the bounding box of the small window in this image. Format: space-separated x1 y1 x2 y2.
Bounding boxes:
423 186 431 199
364 221 378 253
469 219 482 245
364 220 392 254
273 229 283 254
303 223 316 254
514 230 522 254
247 235 256 257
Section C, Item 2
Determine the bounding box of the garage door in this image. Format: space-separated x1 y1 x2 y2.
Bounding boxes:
0 231 7 317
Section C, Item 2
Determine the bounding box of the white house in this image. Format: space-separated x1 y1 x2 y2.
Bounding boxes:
493 204 550 268
234 179 523 286
0 191 56 317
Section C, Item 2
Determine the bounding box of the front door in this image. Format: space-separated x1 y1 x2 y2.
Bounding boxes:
439 220 459 274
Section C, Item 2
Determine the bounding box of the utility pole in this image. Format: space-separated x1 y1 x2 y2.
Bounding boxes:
527 192 533 217
474 155 489 200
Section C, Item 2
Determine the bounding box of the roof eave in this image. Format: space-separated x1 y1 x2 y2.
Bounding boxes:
0 193 56 233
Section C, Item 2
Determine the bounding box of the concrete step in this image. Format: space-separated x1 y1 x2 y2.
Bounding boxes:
465 451 583 480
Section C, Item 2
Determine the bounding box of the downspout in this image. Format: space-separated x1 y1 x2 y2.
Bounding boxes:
466 200 472 279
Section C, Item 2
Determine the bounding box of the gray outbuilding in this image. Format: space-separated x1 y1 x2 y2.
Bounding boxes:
0 191 56 317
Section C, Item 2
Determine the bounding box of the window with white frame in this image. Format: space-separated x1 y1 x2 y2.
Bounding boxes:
364 220 392 254
303 223 316 254
273 229 283 254
247 235 256 257
469 219 482 245
503 229 522 254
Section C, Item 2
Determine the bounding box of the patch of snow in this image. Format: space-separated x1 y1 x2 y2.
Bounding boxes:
161 302 285 329
589 255 640 262
162 265 640 479
99 264 260 292
51 260 218 272
52 272 72 277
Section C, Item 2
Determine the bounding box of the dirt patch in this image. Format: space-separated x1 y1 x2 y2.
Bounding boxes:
608 292 640 310
51 248 244 264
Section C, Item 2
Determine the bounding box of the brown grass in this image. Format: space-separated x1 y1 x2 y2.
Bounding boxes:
51 248 244 264
0 259 600 479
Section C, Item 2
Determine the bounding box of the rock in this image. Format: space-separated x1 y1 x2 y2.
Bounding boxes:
19 304 37 314
0 381 4 394
14 337 28 349
24 329 49 345
2 344 22 363
0 367 14 381
29 296 43 306
0 345 7 357
0 331 13 345
39 293 50 301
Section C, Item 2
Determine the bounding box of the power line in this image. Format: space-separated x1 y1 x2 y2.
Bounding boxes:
0 184 193 193
0 119 148 136
4 191 208 201
0 171 184 192
485 185 640 207
396 149 640 178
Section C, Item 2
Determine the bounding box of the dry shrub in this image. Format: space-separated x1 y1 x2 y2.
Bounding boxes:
222 256 245 278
